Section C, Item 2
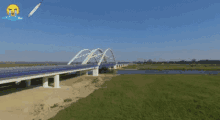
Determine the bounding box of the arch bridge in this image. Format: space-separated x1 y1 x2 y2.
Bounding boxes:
67 48 127 70
0 48 129 89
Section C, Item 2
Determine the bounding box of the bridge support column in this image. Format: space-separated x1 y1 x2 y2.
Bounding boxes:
15 80 21 85
76 71 80 76
26 79 31 87
43 77 49 88
114 65 117 69
93 67 99 76
86 71 89 76
54 74 61 88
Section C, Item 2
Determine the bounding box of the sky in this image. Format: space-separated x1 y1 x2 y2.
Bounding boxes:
0 0 220 62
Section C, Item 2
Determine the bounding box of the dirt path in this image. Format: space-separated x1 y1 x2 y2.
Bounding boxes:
0 74 118 120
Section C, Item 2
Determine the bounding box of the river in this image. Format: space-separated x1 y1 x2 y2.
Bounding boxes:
116 69 220 75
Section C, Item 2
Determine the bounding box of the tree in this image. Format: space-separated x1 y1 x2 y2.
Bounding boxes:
191 59 196 63
147 59 153 63
144 59 147 64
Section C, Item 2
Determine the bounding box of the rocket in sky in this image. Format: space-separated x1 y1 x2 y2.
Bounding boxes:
28 0 43 17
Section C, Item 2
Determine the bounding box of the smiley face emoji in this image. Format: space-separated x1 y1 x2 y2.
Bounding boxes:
6 4 20 16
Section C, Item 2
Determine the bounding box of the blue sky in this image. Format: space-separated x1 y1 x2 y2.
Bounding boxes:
0 0 220 62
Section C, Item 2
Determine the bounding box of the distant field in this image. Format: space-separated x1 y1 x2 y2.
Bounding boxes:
122 64 220 71
49 74 220 120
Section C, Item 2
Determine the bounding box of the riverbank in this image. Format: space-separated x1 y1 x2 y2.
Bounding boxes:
0 74 117 120
49 74 220 120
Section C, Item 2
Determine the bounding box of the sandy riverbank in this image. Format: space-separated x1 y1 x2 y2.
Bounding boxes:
0 74 117 120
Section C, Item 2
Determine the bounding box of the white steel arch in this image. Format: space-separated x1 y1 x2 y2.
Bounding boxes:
68 49 98 65
98 48 116 65
82 48 106 65
68 48 116 65
81 48 116 65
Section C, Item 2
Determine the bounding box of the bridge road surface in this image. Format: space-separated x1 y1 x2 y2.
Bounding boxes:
0 64 98 83
0 63 117 84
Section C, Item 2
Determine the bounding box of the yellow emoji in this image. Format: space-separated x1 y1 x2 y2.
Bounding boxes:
6 4 20 16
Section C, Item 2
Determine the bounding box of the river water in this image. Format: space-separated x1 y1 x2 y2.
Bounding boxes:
116 70 220 75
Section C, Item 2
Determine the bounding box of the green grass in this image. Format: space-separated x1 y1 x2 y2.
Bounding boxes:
50 103 59 108
49 74 220 120
123 64 220 71
92 78 99 83
64 98 72 103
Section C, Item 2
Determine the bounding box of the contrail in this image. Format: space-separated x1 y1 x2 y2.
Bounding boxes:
28 0 43 17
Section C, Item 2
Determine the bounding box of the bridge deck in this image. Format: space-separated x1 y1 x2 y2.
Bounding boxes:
0 63 117 81
0 64 97 80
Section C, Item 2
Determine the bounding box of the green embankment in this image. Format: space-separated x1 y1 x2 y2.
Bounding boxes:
49 74 220 120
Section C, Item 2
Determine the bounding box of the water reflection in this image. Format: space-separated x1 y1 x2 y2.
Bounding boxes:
2 10 23 21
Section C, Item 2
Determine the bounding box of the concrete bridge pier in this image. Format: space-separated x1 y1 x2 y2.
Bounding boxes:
54 74 61 88
25 79 31 87
15 80 21 85
42 75 60 88
93 67 99 76
43 77 50 88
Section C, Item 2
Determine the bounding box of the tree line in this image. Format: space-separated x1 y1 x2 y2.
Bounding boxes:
133 59 220 64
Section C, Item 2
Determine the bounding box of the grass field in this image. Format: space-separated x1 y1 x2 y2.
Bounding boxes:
49 74 220 120
123 64 220 71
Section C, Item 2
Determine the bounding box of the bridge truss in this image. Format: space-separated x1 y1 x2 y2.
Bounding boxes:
67 48 116 66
